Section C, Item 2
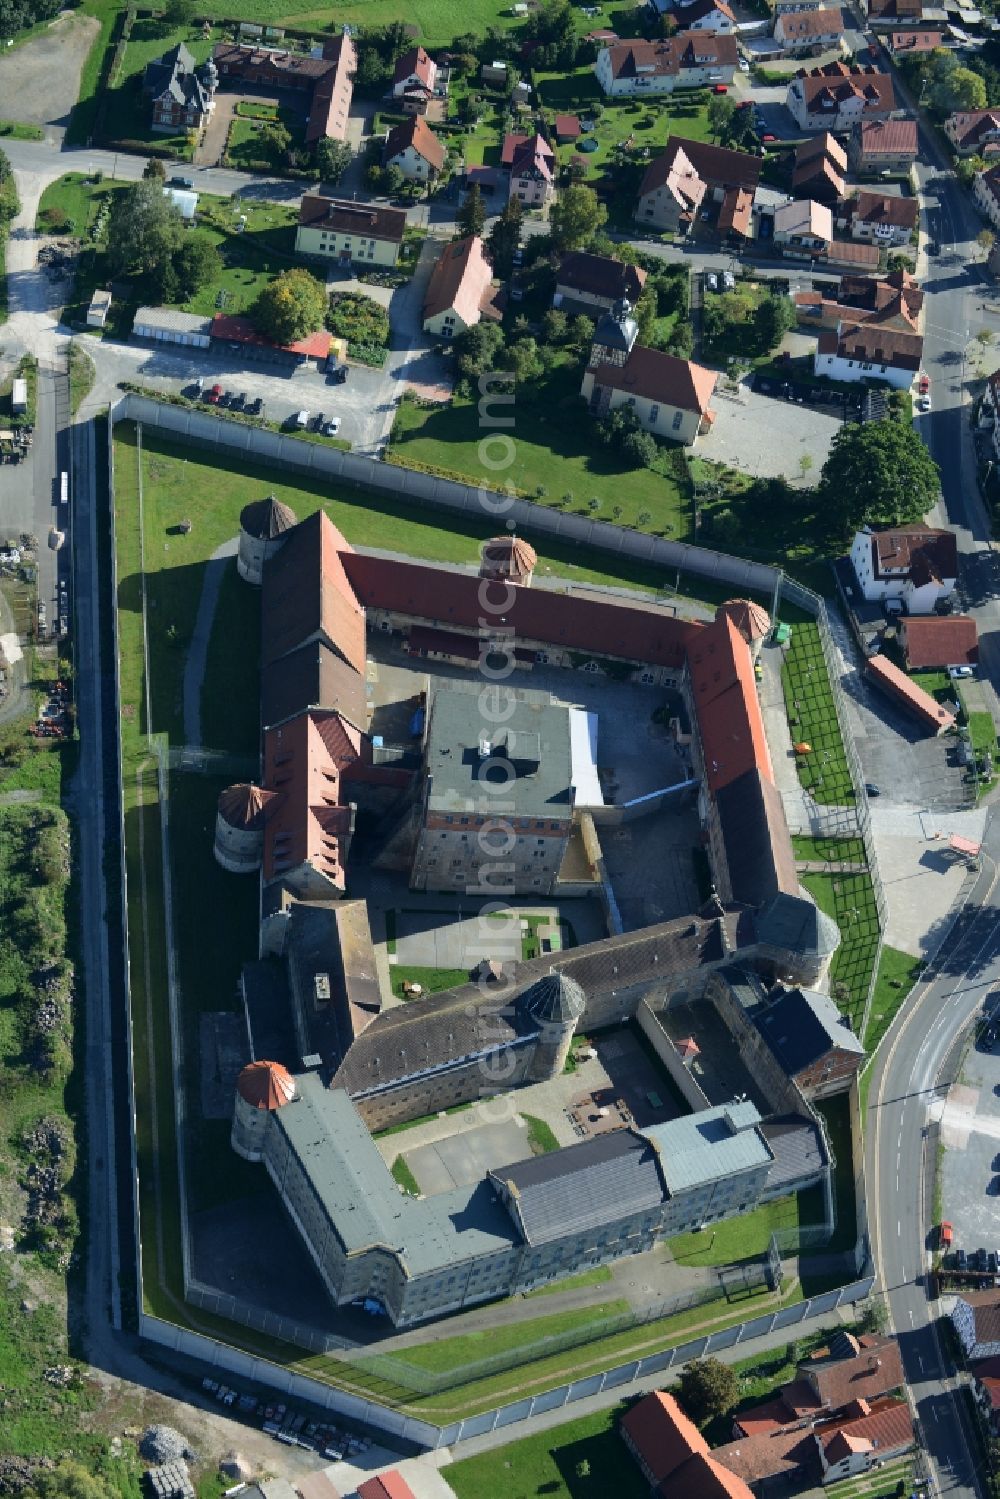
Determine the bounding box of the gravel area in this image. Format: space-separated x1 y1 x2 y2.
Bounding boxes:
0 12 99 137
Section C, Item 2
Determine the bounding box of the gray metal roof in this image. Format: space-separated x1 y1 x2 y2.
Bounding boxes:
489 1129 667 1245
519 970 586 1025
643 1101 772 1194
753 985 864 1075
753 892 840 960
759 1115 828 1191
273 1074 519 1274
133 306 213 336
424 688 573 821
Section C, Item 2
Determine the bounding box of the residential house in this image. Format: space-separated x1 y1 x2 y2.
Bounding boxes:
213 35 355 143
384 115 446 181
357 1472 418 1499
889 27 943 51
824 240 881 269
505 131 556 207
898 615 979 670
480 59 509 87
669 0 737 32
945 108 1000 156
422 235 502 338
786 64 895 132
815 1402 915 1484
773 197 833 252
954 1292 1000 1360
975 162 1000 230
636 136 761 235
595 33 738 96
391 45 438 113
971 1359 1000 1436
735 1333 905 1430
867 0 925 19
774 7 846 54
132 307 213 349
620 1392 754 1499
554 251 647 315
295 196 407 267
792 132 848 202
554 113 582 143
143 42 217 134
848 526 957 610
850 117 919 172
815 285 923 386
580 304 717 445
841 189 919 245
795 266 923 328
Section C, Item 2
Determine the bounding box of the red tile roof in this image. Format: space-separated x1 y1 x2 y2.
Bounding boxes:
803 1334 904 1409
211 313 331 361
620 1391 708 1484
501 131 529 165
890 29 943 52
340 552 695 669
236 1059 296 1109
901 616 978 670
712 1428 816 1486
777 6 844 38
298 194 407 244
686 614 772 792
555 112 582 137
393 45 435 88
261 711 360 889
850 190 919 230
422 234 497 326
641 135 762 197
261 510 366 673
357 1474 417 1499
385 114 446 171
817 1398 914 1464
872 526 956 584
659 1451 755 1499
587 346 718 416
858 118 918 157
865 654 957 733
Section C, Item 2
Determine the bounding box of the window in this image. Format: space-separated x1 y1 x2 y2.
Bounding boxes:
649 404 659 423
672 410 683 431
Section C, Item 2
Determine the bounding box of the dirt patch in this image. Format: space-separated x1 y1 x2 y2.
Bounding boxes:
0 11 100 135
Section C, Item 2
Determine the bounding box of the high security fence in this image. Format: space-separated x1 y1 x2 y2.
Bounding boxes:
107 395 882 1444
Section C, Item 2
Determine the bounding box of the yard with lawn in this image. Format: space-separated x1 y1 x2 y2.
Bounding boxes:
692 457 840 593
446 1403 649 1499
863 944 921 1055
390 965 471 1001
224 109 308 172
101 18 216 154
800 867 880 1037
389 372 692 537
781 622 856 806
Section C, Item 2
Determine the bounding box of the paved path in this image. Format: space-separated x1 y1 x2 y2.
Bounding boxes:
182 537 238 748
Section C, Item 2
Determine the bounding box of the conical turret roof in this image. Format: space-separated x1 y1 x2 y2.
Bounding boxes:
481 534 538 576
236 1060 296 1110
519 970 586 1025
240 494 298 541
217 782 274 830
717 597 772 643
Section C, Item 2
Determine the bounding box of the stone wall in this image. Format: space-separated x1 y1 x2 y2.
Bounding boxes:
636 999 712 1112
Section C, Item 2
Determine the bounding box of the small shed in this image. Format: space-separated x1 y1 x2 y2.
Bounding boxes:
163 187 198 221
555 113 582 143
86 288 112 329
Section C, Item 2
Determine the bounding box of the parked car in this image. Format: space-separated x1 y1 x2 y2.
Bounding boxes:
293 410 310 429
167 175 194 189
940 1220 954 1248
916 395 931 412
705 272 719 292
948 666 974 679
206 384 223 404
311 412 326 431
978 1247 989 1272
738 58 750 72
722 271 735 290
328 366 348 385
864 782 881 797
989 1250 998 1275
324 418 341 436
918 373 930 394
712 83 728 94
927 240 939 255
957 1247 968 1270
247 396 263 415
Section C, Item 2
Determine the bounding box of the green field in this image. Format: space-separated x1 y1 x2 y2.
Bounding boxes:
225 111 306 172
781 622 856 806
800 869 880 1037
535 73 713 186
390 371 691 537
863 945 922 1055
446 1403 649 1499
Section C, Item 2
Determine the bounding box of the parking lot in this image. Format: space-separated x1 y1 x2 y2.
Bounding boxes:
939 1007 1000 1266
699 381 843 482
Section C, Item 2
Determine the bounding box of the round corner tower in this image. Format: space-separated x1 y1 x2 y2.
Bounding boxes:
237 494 298 585
231 1059 296 1161
716 598 772 663
479 534 538 588
213 783 273 873
520 971 587 1083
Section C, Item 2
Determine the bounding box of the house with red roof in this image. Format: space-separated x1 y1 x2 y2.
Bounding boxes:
505 131 556 208
974 161 1000 232
848 525 957 611
945 107 1000 157
972 1358 1000 1435
384 115 446 181
554 113 581 142
391 45 438 113
851 117 919 173
899 615 978 670
774 6 846 55
580 305 718 447
667 0 737 33
422 235 502 338
356 1473 417 1499
595 33 738 97
210 313 332 367
786 65 895 132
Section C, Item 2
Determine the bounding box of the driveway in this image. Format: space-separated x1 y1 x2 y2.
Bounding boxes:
0 10 99 141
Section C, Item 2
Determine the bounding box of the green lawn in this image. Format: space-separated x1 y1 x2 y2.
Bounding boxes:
446 1403 650 1499
225 112 306 172
121 422 702 602
780 622 856 805
800 870 880 1037
390 965 471 1001
791 834 867 864
0 119 43 140
381 1300 632 1377
36 171 113 235
863 944 922 1055
523 1114 559 1155
390 373 691 537
104 19 215 152
65 0 122 146
391 1155 421 1196
668 1188 827 1268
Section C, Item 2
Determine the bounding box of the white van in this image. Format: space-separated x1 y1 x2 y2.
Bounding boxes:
294 410 309 429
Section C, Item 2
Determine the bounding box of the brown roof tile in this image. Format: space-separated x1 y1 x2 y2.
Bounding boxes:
712 1428 817 1486
261 511 366 673
385 114 446 171
298 194 406 244
858 118 919 156
588 346 718 416
641 136 762 197
901 616 978 669
423 235 496 326
659 1452 755 1499
850 190 919 229
260 640 368 733
620 1391 708 1484
804 1334 905 1408
557 250 647 303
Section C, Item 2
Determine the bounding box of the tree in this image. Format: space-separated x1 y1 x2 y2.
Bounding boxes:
163 0 196 25
708 93 736 140
570 314 595 348
106 178 183 278
385 164 406 196
926 48 987 113
978 227 996 258
621 428 657 468
636 509 651 528
677 1358 740 1426
173 232 222 298
754 291 796 353
315 137 352 184
503 335 544 381
575 1459 592 1479
587 495 601 512
549 184 607 251
142 156 166 181
252 268 327 346
458 182 486 239
455 320 504 378
260 120 292 161
487 195 522 277
28 1462 113 1499
612 503 624 521
541 308 569 344
819 417 941 532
